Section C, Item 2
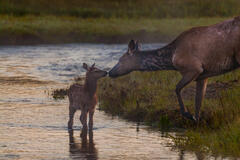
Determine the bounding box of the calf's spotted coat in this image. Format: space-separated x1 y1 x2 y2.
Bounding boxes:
68 63 107 130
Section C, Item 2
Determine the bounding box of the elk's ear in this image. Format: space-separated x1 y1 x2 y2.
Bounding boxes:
128 40 136 54
135 40 141 51
128 40 135 50
83 63 89 71
91 63 95 68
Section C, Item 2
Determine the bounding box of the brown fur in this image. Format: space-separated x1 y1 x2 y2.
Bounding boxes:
68 63 107 130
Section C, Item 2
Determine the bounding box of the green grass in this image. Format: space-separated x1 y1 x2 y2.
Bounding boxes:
97 69 240 156
0 15 227 45
0 0 240 18
172 122 240 157
1 0 240 45
98 70 240 128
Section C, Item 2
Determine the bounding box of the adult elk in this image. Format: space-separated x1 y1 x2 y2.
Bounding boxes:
109 16 240 123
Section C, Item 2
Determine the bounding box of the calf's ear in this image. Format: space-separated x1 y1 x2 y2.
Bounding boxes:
135 40 141 51
83 63 89 71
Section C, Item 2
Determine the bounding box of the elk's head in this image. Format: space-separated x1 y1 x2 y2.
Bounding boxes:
109 40 141 77
83 63 107 80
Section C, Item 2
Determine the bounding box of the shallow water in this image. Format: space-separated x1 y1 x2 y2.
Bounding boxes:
0 43 211 160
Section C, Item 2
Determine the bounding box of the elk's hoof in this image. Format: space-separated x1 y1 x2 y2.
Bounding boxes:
183 112 196 122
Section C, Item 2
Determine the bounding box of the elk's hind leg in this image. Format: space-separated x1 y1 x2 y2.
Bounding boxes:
195 78 208 123
80 108 88 137
80 108 88 130
68 107 76 130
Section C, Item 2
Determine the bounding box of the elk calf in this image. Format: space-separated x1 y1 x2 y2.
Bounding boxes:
68 63 107 130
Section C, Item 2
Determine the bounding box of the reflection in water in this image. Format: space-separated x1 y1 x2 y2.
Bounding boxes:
179 149 184 160
69 129 98 160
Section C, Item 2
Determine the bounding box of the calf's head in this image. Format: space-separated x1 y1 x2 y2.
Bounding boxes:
109 40 141 77
83 63 107 80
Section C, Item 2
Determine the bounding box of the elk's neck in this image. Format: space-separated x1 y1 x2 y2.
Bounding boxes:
84 77 97 97
139 44 176 71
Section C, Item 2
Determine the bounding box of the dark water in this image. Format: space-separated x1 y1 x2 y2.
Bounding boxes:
0 43 211 160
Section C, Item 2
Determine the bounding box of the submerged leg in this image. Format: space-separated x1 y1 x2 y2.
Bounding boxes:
176 71 201 121
195 78 208 123
80 127 88 140
68 107 76 130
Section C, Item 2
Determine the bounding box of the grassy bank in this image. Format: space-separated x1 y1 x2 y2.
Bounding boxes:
0 16 227 45
97 70 240 156
98 70 240 128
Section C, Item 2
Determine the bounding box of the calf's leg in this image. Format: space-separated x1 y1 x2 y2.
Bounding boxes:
80 109 88 130
68 107 76 130
89 109 95 130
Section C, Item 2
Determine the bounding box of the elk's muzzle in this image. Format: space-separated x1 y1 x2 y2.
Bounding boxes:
109 63 120 77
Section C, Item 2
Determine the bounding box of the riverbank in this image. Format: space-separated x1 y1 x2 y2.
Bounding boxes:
97 70 240 157
0 16 227 45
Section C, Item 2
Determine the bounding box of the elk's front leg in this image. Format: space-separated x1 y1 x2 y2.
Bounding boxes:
68 107 76 130
89 108 95 131
195 78 208 123
80 109 88 130
176 71 201 121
